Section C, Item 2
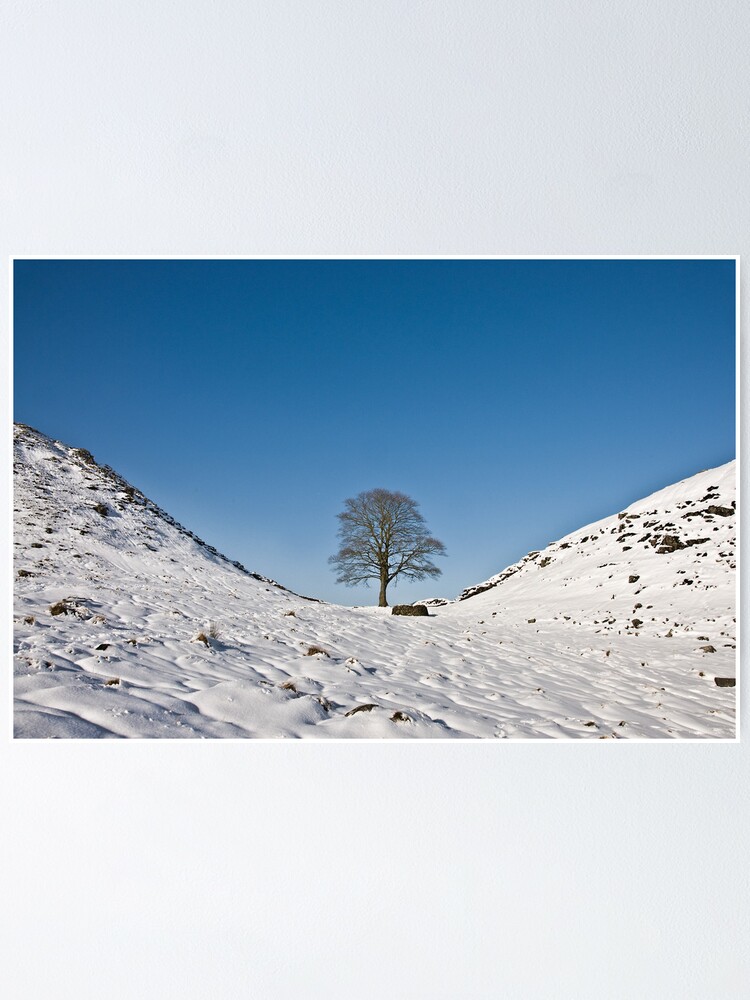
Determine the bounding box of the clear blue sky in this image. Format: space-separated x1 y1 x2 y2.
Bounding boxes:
13 258 736 605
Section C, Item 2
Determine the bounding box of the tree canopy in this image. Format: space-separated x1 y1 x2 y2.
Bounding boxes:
329 488 446 606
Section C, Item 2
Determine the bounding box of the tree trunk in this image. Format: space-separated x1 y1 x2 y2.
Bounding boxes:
378 571 388 607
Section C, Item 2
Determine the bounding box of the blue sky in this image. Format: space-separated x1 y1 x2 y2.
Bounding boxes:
13 258 736 605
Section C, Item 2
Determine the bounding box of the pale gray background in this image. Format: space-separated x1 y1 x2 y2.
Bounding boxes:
2 2 747 997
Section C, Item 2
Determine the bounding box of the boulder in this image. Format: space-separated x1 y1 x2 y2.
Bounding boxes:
655 534 685 553
391 604 429 616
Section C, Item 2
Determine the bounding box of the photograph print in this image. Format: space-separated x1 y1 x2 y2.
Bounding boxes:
12 257 737 739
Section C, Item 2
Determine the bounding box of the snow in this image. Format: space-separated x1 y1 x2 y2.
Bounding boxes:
13 424 737 739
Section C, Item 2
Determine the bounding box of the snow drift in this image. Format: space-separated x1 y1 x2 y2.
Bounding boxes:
13 424 737 739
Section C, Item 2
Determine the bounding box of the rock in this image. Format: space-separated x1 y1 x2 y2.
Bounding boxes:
705 505 733 517
391 604 429 616
629 575 640 584
527 618 536 624
95 643 110 651
655 534 686 553
714 677 736 687
632 619 643 629
699 645 717 653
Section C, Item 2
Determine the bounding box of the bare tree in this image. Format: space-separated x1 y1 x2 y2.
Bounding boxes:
329 488 446 607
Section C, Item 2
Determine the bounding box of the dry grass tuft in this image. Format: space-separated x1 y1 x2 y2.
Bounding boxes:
391 711 412 723
345 703 378 716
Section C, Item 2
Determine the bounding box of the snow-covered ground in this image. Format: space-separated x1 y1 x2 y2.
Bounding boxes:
13 424 737 739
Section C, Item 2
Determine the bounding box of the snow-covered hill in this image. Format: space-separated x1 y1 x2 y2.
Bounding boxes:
13 425 737 739
457 461 736 630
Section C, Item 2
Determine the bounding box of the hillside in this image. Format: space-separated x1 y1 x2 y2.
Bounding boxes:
13 425 737 739
456 461 736 633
